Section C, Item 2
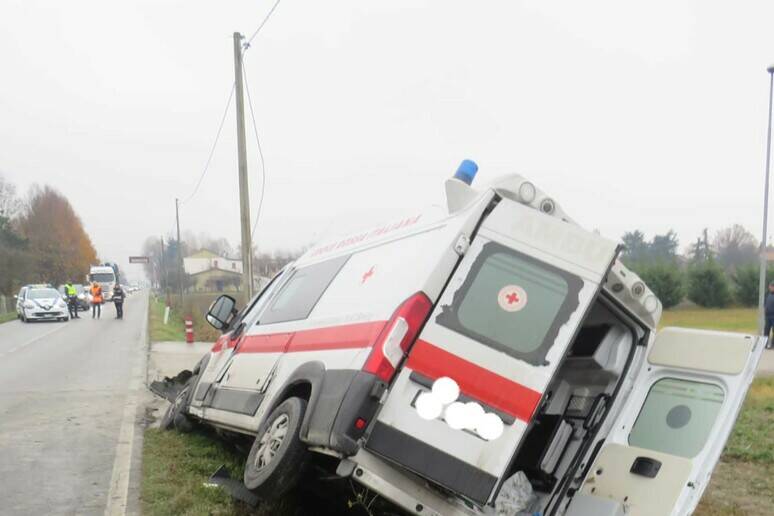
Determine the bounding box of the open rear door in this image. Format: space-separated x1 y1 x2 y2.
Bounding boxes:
567 327 766 516
366 197 620 505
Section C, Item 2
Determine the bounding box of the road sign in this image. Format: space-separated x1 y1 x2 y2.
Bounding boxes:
129 256 150 264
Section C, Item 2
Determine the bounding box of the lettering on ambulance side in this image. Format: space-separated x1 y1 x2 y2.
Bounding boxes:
308 215 423 258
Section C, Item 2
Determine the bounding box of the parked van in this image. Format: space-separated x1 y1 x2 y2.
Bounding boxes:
166 162 765 516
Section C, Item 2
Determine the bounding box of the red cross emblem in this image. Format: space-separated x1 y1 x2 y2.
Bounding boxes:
362 266 375 284
498 285 527 312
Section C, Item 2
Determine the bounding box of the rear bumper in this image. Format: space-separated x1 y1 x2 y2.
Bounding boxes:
366 421 497 504
340 449 479 516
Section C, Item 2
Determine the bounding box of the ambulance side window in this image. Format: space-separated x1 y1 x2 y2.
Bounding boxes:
628 378 725 458
259 255 349 325
437 241 583 366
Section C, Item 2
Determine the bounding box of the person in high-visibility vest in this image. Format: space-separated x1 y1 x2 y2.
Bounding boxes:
90 282 103 319
64 281 79 319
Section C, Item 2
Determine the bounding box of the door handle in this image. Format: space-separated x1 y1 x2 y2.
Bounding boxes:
630 456 661 478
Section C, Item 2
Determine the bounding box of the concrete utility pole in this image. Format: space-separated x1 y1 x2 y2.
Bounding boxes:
233 31 255 299
160 236 166 290
175 198 184 305
759 66 774 335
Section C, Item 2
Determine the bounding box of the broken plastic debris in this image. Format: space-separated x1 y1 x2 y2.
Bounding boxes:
495 471 537 516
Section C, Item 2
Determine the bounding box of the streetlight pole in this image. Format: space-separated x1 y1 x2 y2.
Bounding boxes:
758 66 774 335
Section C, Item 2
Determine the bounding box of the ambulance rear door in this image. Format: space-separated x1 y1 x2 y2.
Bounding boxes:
567 327 765 516
366 197 620 505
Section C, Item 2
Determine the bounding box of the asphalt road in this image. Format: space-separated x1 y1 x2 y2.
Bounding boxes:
0 292 148 516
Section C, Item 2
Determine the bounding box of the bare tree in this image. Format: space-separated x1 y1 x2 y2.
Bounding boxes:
0 173 22 219
714 224 758 270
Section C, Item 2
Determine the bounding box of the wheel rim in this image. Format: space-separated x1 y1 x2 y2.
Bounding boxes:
254 413 289 471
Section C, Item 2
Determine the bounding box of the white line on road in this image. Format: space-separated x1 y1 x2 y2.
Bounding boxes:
0 323 68 358
104 296 148 516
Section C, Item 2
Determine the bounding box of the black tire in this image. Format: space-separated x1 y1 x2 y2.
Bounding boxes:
244 397 309 500
160 379 195 433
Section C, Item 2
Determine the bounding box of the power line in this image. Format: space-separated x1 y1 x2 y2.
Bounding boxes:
243 0 283 49
242 65 266 241
180 82 236 205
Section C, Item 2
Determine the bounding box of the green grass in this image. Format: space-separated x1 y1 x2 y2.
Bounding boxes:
149 296 186 342
141 429 254 516
141 429 358 516
660 306 757 333
0 312 17 324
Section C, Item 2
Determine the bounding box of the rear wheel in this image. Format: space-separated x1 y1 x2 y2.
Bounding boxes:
244 397 309 500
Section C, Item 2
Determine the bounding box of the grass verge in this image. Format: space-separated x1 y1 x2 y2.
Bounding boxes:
0 312 17 325
141 429 253 516
149 296 186 341
660 306 756 333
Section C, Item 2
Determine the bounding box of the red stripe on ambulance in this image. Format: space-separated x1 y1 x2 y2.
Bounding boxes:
234 320 387 355
406 339 542 423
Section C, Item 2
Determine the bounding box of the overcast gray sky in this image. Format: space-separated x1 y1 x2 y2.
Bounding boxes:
2 1 773 281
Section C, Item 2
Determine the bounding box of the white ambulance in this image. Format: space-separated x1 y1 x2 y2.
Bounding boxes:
167 162 765 516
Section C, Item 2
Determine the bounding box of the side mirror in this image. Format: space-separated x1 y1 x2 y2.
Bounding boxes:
206 295 237 331
13 295 18 300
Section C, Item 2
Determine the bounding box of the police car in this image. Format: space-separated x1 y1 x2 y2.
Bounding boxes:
164 162 765 516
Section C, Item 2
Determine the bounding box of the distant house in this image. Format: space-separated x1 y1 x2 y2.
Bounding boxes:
183 249 243 292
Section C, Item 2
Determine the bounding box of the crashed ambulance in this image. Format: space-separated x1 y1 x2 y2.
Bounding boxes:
163 161 765 516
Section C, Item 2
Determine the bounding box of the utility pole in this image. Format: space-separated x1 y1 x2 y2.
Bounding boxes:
160 236 169 305
233 31 255 298
175 198 185 305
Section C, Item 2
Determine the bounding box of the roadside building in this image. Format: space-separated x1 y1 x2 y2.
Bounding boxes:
183 249 243 292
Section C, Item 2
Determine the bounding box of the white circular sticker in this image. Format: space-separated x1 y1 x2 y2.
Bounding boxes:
498 285 528 312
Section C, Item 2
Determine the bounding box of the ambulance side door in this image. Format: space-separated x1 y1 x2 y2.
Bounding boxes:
569 327 766 516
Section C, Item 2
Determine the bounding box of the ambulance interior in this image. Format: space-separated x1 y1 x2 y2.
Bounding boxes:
506 296 639 511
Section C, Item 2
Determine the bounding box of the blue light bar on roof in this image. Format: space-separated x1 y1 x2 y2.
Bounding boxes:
454 159 478 185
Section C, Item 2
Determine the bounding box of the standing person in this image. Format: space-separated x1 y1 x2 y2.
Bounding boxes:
64 281 80 319
90 281 103 319
112 284 126 319
765 281 774 349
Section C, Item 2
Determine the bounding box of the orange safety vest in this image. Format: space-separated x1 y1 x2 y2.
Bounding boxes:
90 285 103 304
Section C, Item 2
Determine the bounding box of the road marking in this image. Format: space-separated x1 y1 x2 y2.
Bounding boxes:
0 324 67 358
104 295 148 516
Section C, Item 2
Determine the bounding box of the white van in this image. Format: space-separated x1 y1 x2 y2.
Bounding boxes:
165 163 765 516
88 265 117 301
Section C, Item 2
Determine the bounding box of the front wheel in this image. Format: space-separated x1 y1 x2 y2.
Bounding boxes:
160 379 195 433
244 397 309 500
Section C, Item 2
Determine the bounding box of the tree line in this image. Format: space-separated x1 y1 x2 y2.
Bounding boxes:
0 174 97 295
621 224 763 309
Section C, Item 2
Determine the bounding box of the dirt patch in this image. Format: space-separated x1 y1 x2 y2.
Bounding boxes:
695 459 774 515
